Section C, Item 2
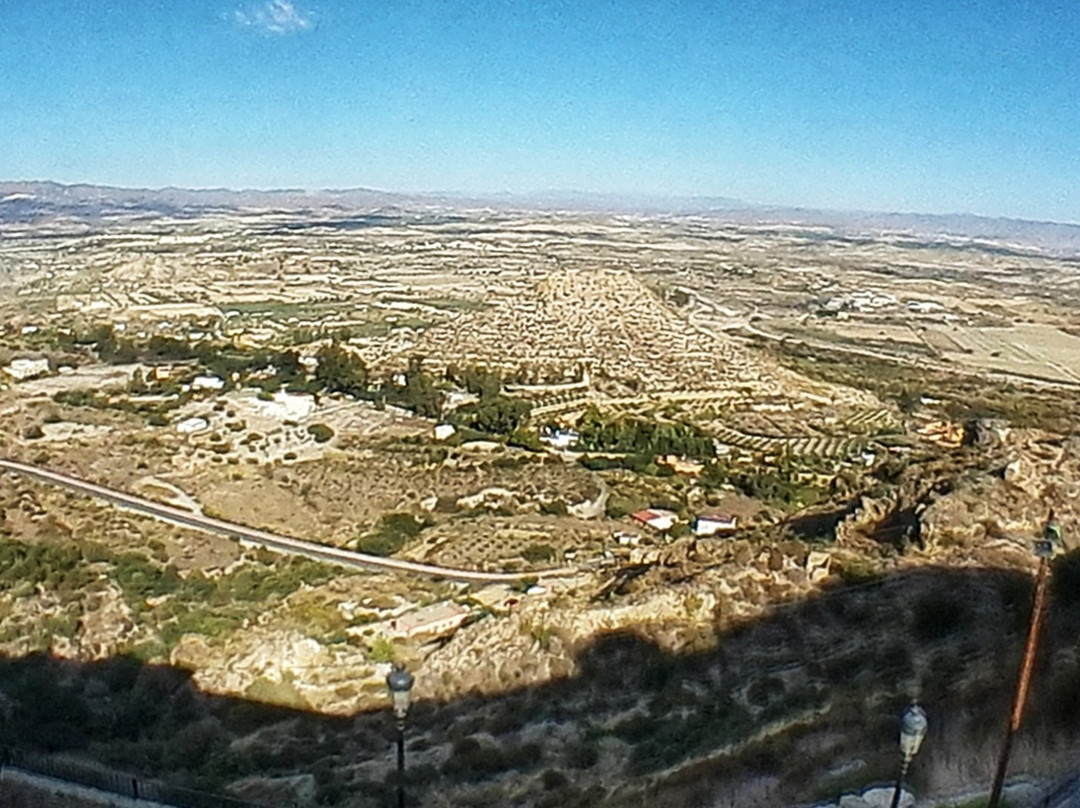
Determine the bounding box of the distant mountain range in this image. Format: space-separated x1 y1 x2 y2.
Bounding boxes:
3 180 1079 257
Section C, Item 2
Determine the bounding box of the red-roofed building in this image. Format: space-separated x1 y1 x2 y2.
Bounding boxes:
631 509 677 532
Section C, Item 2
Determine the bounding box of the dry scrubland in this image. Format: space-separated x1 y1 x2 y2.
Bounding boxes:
1 198 1080 807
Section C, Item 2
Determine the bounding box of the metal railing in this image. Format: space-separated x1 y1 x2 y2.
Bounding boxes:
0 746 271 808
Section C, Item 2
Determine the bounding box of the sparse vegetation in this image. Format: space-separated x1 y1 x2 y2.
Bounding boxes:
357 512 430 556
522 543 556 563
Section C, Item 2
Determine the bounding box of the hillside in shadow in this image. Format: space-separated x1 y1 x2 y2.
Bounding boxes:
3 555 1080 808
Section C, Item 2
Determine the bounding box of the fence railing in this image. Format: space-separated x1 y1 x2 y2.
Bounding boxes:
0 746 272 808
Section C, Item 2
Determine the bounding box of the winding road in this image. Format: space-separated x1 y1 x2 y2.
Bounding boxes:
0 458 578 584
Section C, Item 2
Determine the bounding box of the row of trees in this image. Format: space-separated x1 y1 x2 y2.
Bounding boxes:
577 406 715 460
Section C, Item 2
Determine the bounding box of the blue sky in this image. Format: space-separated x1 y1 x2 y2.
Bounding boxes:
1 0 1077 222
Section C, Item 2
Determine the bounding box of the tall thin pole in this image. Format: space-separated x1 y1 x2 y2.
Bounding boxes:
989 557 1050 808
396 717 406 808
889 756 911 808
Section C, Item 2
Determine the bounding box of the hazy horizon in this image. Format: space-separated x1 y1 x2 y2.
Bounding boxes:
2 0 1078 222
8 179 1080 231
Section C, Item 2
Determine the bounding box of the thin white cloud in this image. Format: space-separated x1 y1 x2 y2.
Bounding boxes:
234 1 313 35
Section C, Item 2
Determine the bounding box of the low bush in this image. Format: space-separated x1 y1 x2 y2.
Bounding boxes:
522 543 557 563
307 423 334 443
539 499 568 516
358 512 428 556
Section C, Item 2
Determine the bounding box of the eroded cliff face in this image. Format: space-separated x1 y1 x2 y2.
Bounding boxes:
835 427 1078 566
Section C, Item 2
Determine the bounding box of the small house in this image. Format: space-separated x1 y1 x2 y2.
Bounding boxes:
389 601 471 639
658 455 704 475
692 514 738 537
631 509 678 532
192 375 226 391
3 358 50 381
433 423 457 441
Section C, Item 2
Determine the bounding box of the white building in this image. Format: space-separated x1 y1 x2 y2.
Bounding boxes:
176 417 208 434
692 514 738 537
539 428 580 450
191 375 226 391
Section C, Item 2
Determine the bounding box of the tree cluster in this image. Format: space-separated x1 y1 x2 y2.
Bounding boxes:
577 406 714 460
313 341 369 398
379 356 443 418
445 364 532 436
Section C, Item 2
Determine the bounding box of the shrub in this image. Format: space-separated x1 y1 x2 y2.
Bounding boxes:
746 675 786 708
307 423 334 443
1052 549 1080 608
605 497 638 519
565 741 599 770
542 769 569 790
539 499 568 516
452 395 532 436
314 341 369 397
522 543 557 563
369 635 396 663
358 512 428 556
441 737 541 782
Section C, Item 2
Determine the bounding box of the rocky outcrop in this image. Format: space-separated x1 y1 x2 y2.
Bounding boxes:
919 431 1080 555
834 492 902 548
170 628 380 716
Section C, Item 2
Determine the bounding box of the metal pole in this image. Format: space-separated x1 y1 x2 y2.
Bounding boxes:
396 717 406 808
989 558 1050 808
889 756 910 808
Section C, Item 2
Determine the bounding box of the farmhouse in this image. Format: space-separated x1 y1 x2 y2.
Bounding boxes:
631 509 678 532
388 601 471 639
692 514 738 537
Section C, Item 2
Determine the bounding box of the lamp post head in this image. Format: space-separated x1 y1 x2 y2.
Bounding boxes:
386 663 414 721
1035 512 1062 559
899 703 928 761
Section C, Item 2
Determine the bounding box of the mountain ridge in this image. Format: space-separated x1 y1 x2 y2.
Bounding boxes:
3 179 1079 256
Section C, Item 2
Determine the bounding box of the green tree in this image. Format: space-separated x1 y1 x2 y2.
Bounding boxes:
455 395 531 436
314 342 369 397
399 355 442 418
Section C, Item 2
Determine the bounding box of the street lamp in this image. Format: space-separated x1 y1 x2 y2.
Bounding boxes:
890 702 928 808
386 663 414 808
988 512 1060 808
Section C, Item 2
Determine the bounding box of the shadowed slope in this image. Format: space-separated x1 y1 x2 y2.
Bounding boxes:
2 559 1080 807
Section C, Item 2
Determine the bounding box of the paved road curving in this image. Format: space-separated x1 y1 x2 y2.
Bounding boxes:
0 458 578 584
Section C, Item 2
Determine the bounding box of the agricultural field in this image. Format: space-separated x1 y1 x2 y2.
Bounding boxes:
2 189 1080 807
